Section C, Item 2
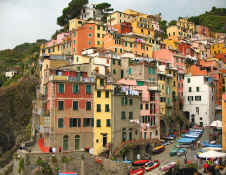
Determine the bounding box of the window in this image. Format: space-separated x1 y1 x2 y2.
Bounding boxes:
83 118 94 127
128 68 132 75
73 32 76 36
130 43 132 48
148 68 151 74
69 118 81 128
97 33 100 38
140 104 143 110
88 33 92 37
145 103 149 110
129 128 132 140
129 99 133 105
105 104 110 112
105 91 109 98
63 135 68 150
73 101 78 110
118 60 121 65
97 104 101 112
89 26 93 30
86 102 91 110
58 101 64 110
97 25 100 30
120 48 123 53
125 42 128 47
129 112 133 120
196 87 200 92
144 132 147 140
155 130 158 136
187 78 190 83
96 119 101 127
114 48 117 53
106 119 111 127
113 69 116 74
58 83 64 94
97 90 101 97
86 85 91 94
121 96 128 105
189 87 192 92
188 96 193 102
73 84 79 94
97 41 100 45
100 79 104 86
121 111 126 120
195 96 201 101
122 128 126 142
58 118 64 128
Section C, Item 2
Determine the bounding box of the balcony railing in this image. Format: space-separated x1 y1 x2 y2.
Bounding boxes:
49 75 95 83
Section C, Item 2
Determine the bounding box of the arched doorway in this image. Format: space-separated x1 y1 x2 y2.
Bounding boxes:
75 135 80 151
63 135 68 151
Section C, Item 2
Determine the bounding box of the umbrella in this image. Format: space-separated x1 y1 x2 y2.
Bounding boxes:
198 150 226 159
210 120 222 128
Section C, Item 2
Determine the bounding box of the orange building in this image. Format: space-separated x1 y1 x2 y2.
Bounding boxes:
103 32 153 57
71 23 96 54
222 94 226 152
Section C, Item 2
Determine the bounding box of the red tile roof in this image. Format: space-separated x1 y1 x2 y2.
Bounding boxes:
153 49 174 63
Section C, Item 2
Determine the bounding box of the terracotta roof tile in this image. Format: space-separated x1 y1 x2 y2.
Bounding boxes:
190 65 208 76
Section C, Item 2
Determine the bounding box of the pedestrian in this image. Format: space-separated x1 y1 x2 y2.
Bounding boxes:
59 146 62 152
204 161 209 173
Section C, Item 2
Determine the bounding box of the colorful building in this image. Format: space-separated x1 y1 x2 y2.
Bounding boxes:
210 42 226 56
37 65 95 151
222 94 226 152
93 75 113 155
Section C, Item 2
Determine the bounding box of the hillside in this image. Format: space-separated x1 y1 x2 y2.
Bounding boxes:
188 7 226 33
0 41 41 168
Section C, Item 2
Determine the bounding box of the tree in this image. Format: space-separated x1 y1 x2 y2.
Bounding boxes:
168 20 177 26
95 2 113 22
159 20 168 39
57 0 88 27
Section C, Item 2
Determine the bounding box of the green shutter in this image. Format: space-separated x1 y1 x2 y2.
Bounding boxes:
69 118 73 128
58 118 64 128
73 101 78 110
59 83 64 94
97 120 101 127
73 84 79 94
106 119 110 127
78 119 81 127
128 68 132 74
152 68 156 74
137 81 144 86
86 85 91 94
148 68 151 74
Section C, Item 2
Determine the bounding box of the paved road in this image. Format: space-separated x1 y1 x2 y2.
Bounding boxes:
145 128 210 175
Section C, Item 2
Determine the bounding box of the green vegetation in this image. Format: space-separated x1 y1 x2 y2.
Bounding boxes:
159 20 168 39
18 158 24 174
168 20 177 26
57 0 88 27
189 7 226 33
95 2 114 22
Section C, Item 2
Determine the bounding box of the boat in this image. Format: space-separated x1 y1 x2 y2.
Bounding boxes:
202 141 222 148
129 167 145 175
175 143 191 148
152 145 165 154
170 147 178 156
132 160 149 166
177 148 186 156
160 161 177 171
144 160 160 172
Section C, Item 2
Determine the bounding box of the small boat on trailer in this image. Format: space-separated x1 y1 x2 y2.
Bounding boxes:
152 145 165 154
144 160 160 172
132 160 149 166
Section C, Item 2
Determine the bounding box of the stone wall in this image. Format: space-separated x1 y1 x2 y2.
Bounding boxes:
12 151 129 175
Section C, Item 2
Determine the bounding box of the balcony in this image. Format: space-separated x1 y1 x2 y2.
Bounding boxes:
49 75 95 83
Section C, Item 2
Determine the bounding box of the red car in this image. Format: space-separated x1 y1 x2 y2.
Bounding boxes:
143 160 160 172
129 167 145 175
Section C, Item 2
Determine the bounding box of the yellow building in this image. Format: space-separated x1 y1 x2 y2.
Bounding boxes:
167 18 195 40
73 54 90 64
69 18 86 31
222 94 226 152
107 11 134 26
163 38 178 50
93 75 112 155
210 42 226 56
